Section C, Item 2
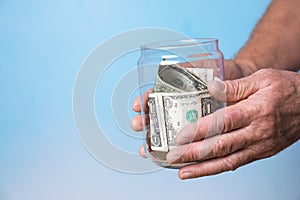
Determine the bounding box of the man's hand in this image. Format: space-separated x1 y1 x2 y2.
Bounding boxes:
166 69 300 179
130 60 252 158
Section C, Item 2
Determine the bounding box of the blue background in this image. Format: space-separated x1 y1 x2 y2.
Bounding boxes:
1 0 300 199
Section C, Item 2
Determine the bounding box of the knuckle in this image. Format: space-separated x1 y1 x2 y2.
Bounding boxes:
256 68 276 77
212 138 227 157
192 164 205 177
250 103 265 119
225 80 239 99
235 81 247 99
188 144 201 161
223 110 234 132
256 69 281 88
208 110 225 134
223 157 239 171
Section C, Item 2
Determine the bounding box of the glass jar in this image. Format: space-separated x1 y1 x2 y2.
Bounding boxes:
137 38 224 168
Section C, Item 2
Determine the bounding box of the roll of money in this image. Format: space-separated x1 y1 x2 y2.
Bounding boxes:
154 64 208 93
149 63 218 152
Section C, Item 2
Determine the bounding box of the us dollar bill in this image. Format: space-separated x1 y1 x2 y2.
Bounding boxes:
149 63 218 151
160 91 211 149
148 95 168 152
154 64 208 93
149 90 218 151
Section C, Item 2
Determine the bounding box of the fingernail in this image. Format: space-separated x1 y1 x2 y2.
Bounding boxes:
208 79 226 101
208 79 225 92
180 171 193 180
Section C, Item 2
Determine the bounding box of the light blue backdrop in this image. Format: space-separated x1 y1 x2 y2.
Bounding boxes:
1 0 300 199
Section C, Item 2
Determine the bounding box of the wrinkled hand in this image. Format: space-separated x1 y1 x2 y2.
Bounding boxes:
166 69 300 179
131 60 251 156
131 62 300 179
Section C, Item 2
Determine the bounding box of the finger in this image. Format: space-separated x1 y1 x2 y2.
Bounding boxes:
176 110 223 145
130 115 144 131
167 126 255 164
130 114 149 131
225 76 259 102
132 95 142 112
208 74 260 103
176 103 253 145
139 145 146 158
208 79 226 102
177 148 255 179
132 88 153 113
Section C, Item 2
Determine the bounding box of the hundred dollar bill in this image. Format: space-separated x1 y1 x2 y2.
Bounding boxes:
149 90 218 151
154 64 208 93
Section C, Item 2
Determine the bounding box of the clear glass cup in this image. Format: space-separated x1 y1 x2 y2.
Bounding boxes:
137 38 224 168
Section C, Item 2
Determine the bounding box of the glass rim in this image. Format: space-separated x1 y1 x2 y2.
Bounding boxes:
141 38 218 50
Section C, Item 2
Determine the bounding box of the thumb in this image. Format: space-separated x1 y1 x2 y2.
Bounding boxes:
208 75 259 103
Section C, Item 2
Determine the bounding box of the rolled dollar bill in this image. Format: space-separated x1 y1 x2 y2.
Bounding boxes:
154 64 208 93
